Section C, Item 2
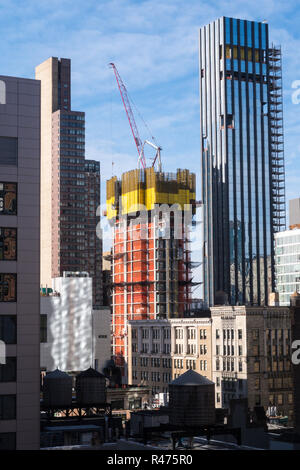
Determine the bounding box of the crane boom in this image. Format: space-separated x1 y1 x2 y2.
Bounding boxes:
109 63 146 169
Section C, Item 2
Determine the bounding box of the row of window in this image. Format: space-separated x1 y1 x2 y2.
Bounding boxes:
216 345 243 356
132 370 171 383
216 328 243 340
216 358 244 372
175 328 207 339
0 315 48 345
0 183 17 215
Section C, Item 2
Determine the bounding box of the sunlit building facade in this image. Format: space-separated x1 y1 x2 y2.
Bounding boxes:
35 58 102 306
200 17 286 306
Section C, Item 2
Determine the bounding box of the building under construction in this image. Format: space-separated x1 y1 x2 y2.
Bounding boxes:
106 167 197 382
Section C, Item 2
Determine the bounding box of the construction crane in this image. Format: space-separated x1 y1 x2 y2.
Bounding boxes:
109 62 162 171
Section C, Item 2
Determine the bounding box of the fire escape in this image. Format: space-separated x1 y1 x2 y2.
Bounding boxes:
268 45 286 231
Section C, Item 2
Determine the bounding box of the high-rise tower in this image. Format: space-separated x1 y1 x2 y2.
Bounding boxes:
35 58 102 306
106 167 196 382
200 17 286 306
0 75 40 449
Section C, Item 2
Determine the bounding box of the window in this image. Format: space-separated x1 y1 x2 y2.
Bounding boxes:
238 345 243 356
0 228 17 260
0 433 16 450
142 329 149 339
200 329 206 339
188 343 196 355
175 328 183 339
0 138 18 166
252 329 259 340
40 315 47 343
0 357 16 382
238 329 242 339
0 316 16 343
0 274 16 302
255 378 260 390
188 328 196 339
216 329 220 339
0 395 16 420
0 183 17 215
255 395 261 406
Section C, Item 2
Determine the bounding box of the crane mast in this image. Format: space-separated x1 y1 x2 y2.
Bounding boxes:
109 63 146 169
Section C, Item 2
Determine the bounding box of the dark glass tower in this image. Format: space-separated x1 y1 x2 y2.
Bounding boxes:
200 17 286 306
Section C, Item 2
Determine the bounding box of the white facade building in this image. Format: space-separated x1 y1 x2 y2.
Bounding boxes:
275 228 300 306
40 273 110 373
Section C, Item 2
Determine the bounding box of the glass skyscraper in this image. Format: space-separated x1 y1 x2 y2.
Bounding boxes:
200 17 286 306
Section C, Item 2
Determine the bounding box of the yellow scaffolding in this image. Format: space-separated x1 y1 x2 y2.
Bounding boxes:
106 168 196 219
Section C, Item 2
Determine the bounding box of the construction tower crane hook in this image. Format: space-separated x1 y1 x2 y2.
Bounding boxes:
109 62 162 171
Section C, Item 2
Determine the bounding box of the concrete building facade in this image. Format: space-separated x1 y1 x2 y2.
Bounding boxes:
0 75 40 449
40 273 110 375
170 316 212 382
128 319 172 397
127 316 212 397
35 57 102 306
211 306 293 423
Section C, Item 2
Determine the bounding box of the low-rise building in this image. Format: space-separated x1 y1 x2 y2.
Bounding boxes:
128 320 172 397
169 316 212 381
127 315 212 396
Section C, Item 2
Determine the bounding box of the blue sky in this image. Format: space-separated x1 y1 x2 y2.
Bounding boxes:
1 0 300 215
